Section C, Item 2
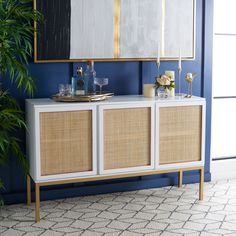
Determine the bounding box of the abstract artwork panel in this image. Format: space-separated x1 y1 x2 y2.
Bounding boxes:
70 0 114 59
119 0 163 58
36 0 71 60
164 0 195 58
36 0 114 61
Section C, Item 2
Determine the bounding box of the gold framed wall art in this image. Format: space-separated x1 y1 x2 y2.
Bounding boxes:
34 0 196 62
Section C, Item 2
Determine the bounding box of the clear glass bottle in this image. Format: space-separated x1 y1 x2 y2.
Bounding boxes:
71 67 86 95
71 76 76 96
84 60 96 94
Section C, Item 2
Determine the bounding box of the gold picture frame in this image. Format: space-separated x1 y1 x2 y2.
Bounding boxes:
34 0 196 63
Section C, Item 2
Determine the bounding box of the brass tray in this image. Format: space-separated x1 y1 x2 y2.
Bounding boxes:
52 92 114 102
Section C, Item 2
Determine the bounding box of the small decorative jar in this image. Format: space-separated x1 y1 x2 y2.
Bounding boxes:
157 86 168 98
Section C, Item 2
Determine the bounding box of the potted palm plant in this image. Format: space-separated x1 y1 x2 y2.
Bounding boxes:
0 0 42 205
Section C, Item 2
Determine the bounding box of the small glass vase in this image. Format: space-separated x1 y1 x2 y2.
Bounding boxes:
157 86 168 98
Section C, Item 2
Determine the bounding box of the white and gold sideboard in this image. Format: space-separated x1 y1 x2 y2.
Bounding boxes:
25 95 205 222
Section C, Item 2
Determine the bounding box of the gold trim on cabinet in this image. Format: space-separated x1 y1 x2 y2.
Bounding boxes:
114 0 121 58
37 166 204 186
35 183 40 223
199 167 204 200
178 170 183 188
27 166 204 222
27 175 31 206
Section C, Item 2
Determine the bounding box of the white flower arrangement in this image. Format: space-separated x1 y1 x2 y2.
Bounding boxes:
155 75 175 90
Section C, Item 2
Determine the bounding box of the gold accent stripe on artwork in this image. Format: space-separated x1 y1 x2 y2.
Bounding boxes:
114 0 121 58
161 0 166 57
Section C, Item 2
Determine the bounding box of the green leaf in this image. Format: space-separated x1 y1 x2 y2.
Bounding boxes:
11 138 29 175
0 0 43 95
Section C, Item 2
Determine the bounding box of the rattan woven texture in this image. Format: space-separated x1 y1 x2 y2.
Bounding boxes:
159 105 202 164
40 110 92 175
103 107 151 170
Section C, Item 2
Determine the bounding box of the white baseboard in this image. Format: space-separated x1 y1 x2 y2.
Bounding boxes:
211 159 236 181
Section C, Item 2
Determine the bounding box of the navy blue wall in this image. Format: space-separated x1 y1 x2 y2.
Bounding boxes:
0 0 213 204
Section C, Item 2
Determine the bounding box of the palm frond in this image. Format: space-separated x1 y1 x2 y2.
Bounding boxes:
0 0 43 95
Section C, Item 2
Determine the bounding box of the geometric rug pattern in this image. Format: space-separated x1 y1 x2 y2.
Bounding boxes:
0 179 236 236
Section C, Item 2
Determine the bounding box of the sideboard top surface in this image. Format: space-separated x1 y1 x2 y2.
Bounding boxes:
26 95 205 107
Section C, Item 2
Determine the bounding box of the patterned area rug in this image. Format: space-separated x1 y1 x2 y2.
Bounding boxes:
0 180 235 236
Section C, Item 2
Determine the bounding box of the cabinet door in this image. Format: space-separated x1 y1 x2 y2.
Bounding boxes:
99 104 154 174
39 109 96 178
158 105 203 166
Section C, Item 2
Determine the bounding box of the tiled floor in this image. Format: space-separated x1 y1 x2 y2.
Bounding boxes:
1 179 236 236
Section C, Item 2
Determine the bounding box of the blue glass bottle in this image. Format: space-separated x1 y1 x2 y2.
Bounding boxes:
71 67 86 95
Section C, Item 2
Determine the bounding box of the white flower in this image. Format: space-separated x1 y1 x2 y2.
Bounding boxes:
157 75 171 86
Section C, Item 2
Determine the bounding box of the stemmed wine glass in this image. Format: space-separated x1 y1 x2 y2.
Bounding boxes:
94 78 109 94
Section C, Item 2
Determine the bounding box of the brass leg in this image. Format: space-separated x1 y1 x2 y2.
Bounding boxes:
35 183 40 223
199 167 204 200
27 175 31 206
178 170 183 188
